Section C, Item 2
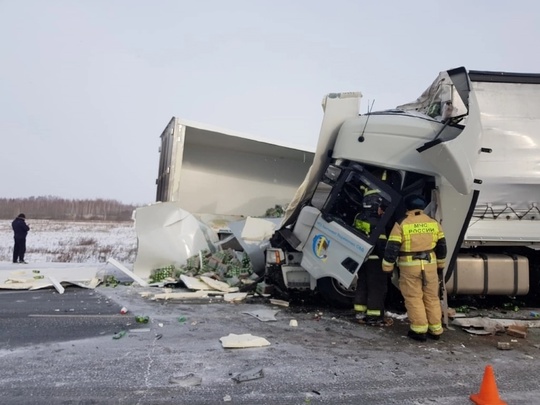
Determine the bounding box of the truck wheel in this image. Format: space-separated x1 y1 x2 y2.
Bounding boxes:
317 277 355 308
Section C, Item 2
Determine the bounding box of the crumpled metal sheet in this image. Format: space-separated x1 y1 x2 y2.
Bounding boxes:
231 367 264 383
0 266 102 293
242 309 280 322
133 202 219 279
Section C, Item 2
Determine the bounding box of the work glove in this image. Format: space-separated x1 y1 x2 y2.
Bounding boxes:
382 260 394 273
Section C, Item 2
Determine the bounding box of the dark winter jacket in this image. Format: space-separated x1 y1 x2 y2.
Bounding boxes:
12 217 30 239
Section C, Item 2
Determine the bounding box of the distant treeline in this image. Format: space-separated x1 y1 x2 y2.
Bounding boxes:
0 197 139 221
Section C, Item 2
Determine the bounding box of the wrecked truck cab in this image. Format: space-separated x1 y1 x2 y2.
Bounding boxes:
264 67 487 307
267 163 401 306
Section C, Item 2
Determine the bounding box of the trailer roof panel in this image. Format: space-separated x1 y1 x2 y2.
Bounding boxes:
469 70 540 84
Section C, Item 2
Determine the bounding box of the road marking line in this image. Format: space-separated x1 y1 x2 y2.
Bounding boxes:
28 314 124 318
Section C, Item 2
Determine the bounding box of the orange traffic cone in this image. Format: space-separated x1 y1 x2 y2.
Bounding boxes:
470 365 507 405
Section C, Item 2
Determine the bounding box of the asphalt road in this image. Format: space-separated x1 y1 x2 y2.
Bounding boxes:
0 289 128 348
1 285 540 405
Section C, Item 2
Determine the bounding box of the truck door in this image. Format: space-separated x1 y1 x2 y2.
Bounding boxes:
297 164 401 288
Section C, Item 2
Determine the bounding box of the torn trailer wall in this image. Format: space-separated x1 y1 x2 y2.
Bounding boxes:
155 117 315 217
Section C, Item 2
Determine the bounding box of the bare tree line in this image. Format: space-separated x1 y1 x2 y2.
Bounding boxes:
0 196 138 221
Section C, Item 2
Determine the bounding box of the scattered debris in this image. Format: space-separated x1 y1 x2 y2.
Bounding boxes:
168 373 202 387
464 328 495 336
180 274 213 290
132 202 220 279
200 276 238 293
502 302 520 312
455 305 474 314
231 366 264 383
136 315 149 324
497 342 511 350
269 298 290 307
152 290 215 300
289 319 298 327
242 309 279 322
178 316 187 324
149 265 179 284
104 275 120 287
240 217 277 243
255 281 274 295
507 324 528 339
0 266 102 291
113 331 126 340
224 292 248 302
386 311 408 321
47 275 65 294
107 258 148 287
220 333 271 348
223 395 232 402
120 306 128 314
452 317 540 330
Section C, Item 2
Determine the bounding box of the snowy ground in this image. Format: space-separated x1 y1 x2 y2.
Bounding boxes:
0 219 137 264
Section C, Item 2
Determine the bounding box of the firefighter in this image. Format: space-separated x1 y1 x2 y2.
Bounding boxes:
381 194 447 341
353 190 391 326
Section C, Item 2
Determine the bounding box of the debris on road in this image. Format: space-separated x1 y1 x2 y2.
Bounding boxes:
289 319 298 327
0 266 101 292
200 276 239 293
242 309 279 322
224 292 248 302
497 342 511 350
151 290 217 300
220 333 271 348
135 315 149 324
231 366 264 383
112 331 127 340
507 324 528 339
168 373 202 387
107 258 148 287
464 328 495 336
269 299 289 307
180 274 213 290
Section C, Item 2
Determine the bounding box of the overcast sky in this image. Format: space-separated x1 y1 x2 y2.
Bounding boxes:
1 1 538 204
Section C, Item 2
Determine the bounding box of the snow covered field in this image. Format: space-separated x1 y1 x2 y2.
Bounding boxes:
0 219 137 264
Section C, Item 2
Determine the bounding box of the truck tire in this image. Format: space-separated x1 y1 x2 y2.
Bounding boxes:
317 277 355 308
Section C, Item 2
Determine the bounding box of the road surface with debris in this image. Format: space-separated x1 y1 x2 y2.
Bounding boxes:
1 284 540 405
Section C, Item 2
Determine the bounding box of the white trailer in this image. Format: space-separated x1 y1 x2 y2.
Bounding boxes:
155 117 314 217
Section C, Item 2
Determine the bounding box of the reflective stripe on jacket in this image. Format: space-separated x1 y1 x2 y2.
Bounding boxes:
382 209 446 270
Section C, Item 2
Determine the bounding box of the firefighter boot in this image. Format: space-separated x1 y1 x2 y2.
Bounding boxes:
407 330 427 342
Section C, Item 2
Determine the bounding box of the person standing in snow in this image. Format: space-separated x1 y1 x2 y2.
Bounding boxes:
12 213 30 264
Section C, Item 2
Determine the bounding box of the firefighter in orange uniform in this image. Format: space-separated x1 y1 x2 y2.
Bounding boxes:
381 195 447 341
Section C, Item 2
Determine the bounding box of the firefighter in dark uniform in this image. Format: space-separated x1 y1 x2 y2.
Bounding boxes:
382 195 447 341
353 188 390 326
